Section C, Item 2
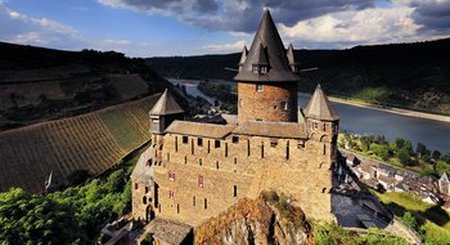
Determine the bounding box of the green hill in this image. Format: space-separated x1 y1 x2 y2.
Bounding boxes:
147 38 450 115
0 42 169 130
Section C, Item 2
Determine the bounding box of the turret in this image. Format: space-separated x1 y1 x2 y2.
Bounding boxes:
287 44 300 73
238 45 248 72
149 89 185 135
304 84 339 160
234 9 300 124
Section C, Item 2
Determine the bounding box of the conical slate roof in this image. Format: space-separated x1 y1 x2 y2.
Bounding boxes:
234 9 299 82
287 43 297 66
149 89 184 115
304 84 339 121
238 45 248 66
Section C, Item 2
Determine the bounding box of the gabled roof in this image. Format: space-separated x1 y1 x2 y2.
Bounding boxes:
304 84 339 121
146 218 192 245
234 9 299 82
238 45 248 66
165 120 235 139
232 120 307 139
149 89 184 116
253 44 268 65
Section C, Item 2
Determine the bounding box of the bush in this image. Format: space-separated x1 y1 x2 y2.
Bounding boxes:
396 148 412 165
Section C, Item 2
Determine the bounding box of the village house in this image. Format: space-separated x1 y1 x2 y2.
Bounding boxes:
130 9 341 244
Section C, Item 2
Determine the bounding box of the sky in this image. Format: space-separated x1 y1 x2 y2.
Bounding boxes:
0 0 449 57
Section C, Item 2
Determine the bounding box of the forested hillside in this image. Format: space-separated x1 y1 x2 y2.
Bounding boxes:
0 42 169 130
148 38 450 114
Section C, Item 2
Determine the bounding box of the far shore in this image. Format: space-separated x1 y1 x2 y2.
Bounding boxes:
298 92 450 123
168 78 450 124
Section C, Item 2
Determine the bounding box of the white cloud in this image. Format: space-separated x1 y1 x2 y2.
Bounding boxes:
7 9 77 35
278 5 427 48
200 40 247 53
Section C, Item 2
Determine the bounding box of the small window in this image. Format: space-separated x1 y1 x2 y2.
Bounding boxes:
233 185 238 197
232 136 239 143
260 66 267 74
204 198 208 209
216 161 219 170
270 139 278 147
282 102 288 111
169 190 174 199
252 65 259 73
214 140 221 148
143 196 147 204
198 176 204 188
199 158 202 166
256 84 264 92
145 187 149 193
313 122 318 130
182 136 188 144
197 138 203 147
134 183 138 190
193 196 196 206
169 172 175 181
184 156 187 164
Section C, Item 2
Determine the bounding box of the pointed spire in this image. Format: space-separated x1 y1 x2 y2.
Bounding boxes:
234 9 299 82
149 89 184 115
287 43 296 65
304 84 339 121
238 45 248 66
441 172 449 183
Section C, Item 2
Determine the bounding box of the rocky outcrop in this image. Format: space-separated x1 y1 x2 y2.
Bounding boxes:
195 191 313 245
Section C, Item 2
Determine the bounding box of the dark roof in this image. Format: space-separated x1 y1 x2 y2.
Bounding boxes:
146 218 192 245
238 45 248 66
304 84 339 121
164 120 235 139
149 89 184 115
287 43 297 66
232 120 307 139
234 9 300 82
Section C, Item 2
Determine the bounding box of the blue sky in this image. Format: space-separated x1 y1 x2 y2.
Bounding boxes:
1 0 449 57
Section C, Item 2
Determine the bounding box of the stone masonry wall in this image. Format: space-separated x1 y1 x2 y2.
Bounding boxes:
137 122 337 227
237 82 298 124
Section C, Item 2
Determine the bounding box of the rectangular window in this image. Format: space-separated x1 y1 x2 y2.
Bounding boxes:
256 84 264 92
216 161 219 170
225 143 228 157
282 101 288 111
169 172 175 181
260 66 267 74
270 138 278 147
233 185 238 197
313 122 318 130
197 138 203 147
134 183 138 190
175 136 178 152
204 198 208 209
145 186 149 193
198 176 204 188
214 140 221 148
199 158 202 166
193 196 196 206
232 136 239 143
169 190 174 199
182 136 188 144
252 65 259 73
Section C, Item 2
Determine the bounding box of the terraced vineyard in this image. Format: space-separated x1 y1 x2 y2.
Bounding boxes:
0 93 161 193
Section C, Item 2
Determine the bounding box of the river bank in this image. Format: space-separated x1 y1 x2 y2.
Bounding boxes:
298 92 450 123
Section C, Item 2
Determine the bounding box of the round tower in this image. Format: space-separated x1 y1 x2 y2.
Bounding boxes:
235 9 300 124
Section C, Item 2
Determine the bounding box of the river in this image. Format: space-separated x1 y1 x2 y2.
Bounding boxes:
169 79 450 153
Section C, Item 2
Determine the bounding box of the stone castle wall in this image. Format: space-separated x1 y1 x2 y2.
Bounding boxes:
132 121 337 227
237 82 298 124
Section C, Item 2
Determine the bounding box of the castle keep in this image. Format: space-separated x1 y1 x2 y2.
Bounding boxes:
131 9 339 244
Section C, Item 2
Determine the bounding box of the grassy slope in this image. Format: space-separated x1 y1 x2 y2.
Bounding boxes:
374 191 450 244
148 38 450 115
0 93 160 193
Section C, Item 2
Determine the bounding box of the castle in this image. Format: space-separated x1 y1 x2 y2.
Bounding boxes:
131 9 339 244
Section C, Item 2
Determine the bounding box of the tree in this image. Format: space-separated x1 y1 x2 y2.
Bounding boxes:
416 142 427 156
370 144 390 161
432 150 441 161
396 148 412 165
401 212 418 231
441 154 450 165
